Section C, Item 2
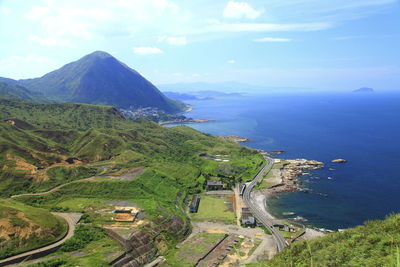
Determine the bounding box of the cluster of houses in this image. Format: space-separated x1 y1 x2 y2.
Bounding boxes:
188 180 294 233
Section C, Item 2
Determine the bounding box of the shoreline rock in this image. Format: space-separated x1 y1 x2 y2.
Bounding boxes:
331 158 347 163
159 118 214 125
218 135 250 143
267 159 324 194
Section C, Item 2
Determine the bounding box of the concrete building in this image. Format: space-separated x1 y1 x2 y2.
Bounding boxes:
274 223 296 233
241 207 256 227
113 206 140 222
206 180 225 190
189 195 200 213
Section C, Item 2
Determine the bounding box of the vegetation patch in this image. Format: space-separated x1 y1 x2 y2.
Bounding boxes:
61 225 106 252
163 233 226 266
248 214 400 267
0 200 67 260
191 195 236 224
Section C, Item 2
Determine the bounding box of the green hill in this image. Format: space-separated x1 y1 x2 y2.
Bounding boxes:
13 51 185 112
0 99 264 263
0 199 67 259
0 98 263 200
248 214 400 267
0 82 47 102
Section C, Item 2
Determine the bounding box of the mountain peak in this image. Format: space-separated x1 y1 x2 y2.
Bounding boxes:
85 51 113 59
16 52 185 112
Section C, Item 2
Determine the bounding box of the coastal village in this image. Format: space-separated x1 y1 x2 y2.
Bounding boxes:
145 149 331 266
60 148 331 266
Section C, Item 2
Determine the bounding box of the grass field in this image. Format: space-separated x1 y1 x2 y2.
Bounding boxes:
162 233 226 267
26 234 124 267
191 195 236 224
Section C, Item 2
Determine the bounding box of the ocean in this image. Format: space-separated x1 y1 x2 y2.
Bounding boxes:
169 91 400 230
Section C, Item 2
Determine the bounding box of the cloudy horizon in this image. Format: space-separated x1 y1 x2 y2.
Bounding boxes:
1 0 399 91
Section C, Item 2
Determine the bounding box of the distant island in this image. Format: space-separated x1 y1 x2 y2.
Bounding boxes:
353 87 374 93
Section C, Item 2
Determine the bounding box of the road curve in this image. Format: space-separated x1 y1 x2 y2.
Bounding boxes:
0 213 80 266
242 156 288 252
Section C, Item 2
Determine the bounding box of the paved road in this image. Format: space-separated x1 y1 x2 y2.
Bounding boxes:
0 213 81 266
242 157 288 252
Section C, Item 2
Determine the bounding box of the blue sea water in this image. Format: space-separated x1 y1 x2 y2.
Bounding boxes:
171 92 400 229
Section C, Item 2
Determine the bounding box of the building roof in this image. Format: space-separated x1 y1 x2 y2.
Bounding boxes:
114 206 139 214
206 180 224 186
190 195 200 207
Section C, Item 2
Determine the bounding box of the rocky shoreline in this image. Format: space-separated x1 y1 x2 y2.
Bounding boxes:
218 135 250 143
267 159 324 193
159 118 214 125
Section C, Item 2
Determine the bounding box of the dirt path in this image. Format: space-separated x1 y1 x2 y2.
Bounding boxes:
0 213 81 266
233 185 243 226
10 178 94 199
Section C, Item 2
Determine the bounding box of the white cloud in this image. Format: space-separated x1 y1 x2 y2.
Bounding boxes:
254 37 292 42
223 1 264 19
1 7 11 15
159 36 187 45
26 6 50 20
0 54 60 79
228 59 236 64
29 34 74 47
133 46 164 55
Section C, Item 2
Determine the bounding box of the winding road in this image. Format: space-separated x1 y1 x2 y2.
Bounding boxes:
242 156 288 252
0 213 81 266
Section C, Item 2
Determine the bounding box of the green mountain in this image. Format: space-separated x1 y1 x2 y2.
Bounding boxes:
0 82 47 102
2 51 184 112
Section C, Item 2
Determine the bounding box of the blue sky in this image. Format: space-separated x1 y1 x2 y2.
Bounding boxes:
0 0 399 91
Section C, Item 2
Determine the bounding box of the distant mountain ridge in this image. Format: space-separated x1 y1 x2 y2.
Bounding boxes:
0 82 47 102
353 87 374 93
0 51 184 113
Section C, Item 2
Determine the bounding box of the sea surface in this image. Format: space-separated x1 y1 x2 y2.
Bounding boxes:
169 91 400 229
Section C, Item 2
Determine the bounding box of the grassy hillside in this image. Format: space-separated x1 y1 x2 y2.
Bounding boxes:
0 99 263 197
248 214 400 267
0 200 67 259
0 82 47 102
0 99 264 259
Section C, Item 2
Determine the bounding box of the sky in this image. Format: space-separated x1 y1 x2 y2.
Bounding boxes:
0 0 400 91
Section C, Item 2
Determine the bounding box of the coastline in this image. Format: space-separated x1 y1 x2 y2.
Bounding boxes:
252 156 325 228
159 118 215 126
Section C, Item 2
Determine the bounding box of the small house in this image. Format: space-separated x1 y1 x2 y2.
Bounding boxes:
189 195 200 213
241 207 256 227
206 180 225 191
274 223 296 232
